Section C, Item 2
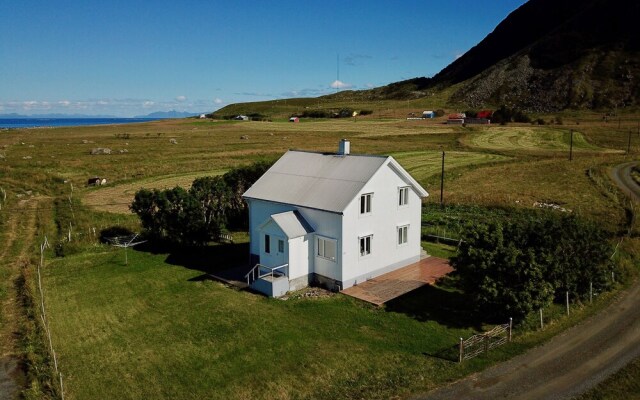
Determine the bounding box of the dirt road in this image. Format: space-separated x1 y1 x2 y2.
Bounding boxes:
413 162 640 400
413 283 640 400
609 161 640 202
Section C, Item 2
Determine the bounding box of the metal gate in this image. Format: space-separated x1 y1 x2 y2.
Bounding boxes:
459 318 512 362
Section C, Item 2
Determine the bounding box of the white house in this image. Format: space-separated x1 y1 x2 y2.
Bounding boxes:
242 140 429 297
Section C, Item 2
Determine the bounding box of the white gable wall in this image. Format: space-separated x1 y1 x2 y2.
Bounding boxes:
341 161 423 288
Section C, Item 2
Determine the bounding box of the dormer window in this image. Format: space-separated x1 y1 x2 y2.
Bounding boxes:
360 193 372 214
399 187 409 206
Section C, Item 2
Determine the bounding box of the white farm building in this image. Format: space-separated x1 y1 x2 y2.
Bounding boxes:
243 140 429 297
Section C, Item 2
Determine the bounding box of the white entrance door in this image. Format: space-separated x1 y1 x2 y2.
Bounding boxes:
273 236 286 267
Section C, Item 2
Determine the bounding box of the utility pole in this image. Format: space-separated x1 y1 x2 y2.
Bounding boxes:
440 151 445 208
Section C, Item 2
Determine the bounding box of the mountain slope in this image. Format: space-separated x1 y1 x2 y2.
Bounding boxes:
441 0 640 111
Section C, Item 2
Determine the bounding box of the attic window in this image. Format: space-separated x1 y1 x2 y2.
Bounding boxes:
399 187 409 206
360 193 372 214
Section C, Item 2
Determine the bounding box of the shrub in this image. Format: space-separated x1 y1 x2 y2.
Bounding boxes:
453 213 613 320
301 110 329 118
131 160 275 246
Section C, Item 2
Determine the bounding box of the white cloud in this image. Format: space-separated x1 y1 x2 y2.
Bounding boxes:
455 52 465 60
366 83 374 88
176 95 187 102
214 98 223 104
143 101 155 108
330 80 353 89
58 100 71 107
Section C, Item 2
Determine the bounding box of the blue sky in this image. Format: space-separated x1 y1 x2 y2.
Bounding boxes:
0 1 527 117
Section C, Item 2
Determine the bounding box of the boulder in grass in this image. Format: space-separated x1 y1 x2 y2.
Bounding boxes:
90 148 111 155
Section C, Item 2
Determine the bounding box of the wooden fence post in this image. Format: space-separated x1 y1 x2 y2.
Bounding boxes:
566 291 570 316
540 308 544 330
509 318 513 342
459 338 464 363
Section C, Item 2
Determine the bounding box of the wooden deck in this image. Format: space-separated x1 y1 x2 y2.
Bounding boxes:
341 257 453 306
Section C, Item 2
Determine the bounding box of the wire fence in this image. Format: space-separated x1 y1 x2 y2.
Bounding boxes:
38 236 65 400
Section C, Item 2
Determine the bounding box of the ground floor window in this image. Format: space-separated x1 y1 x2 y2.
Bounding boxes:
398 225 408 245
265 234 270 253
278 239 285 253
359 235 372 256
317 236 337 261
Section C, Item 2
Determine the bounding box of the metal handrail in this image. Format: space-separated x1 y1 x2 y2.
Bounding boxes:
245 263 289 285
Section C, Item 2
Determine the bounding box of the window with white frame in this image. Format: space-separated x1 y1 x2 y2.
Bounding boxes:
278 239 285 253
360 193 372 214
316 236 337 261
397 225 409 245
398 186 409 206
359 235 372 256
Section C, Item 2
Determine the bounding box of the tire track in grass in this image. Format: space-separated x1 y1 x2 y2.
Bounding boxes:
0 199 40 399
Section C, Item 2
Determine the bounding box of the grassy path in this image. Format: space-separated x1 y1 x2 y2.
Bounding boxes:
0 199 41 399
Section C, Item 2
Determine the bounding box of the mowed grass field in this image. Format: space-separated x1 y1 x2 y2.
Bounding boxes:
459 126 614 153
1 113 639 399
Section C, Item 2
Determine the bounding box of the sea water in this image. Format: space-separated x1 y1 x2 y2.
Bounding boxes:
0 118 161 129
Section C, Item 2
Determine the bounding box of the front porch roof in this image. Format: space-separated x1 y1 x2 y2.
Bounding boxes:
269 210 314 239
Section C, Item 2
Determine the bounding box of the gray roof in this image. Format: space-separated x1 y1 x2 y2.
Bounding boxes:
270 211 314 238
244 151 388 213
243 150 428 213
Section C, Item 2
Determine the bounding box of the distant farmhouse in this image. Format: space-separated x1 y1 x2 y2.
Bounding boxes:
422 110 435 119
243 140 429 297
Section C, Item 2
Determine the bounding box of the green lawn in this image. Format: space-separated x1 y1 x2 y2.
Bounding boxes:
44 245 504 400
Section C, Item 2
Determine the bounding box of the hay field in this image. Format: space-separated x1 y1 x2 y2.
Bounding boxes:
83 170 225 213
391 151 511 185
460 126 620 153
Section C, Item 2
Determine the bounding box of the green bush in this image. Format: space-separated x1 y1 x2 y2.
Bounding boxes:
131 160 274 246
453 213 613 321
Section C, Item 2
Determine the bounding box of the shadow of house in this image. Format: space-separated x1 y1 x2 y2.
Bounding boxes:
384 284 482 330
136 242 252 285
